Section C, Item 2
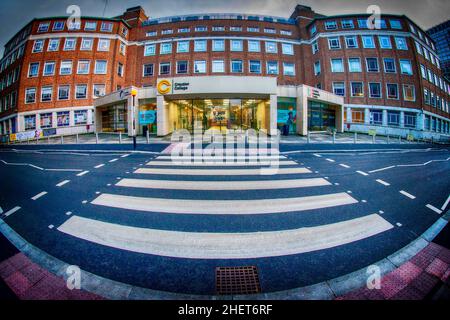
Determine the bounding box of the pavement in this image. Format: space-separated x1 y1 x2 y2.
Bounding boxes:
0 141 449 299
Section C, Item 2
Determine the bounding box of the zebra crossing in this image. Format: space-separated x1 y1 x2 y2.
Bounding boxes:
57 147 394 262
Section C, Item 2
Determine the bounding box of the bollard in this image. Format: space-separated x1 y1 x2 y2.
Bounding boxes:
354 132 357 144
96 133 99 144
372 134 375 144
76 134 79 144
27 139 30 145
307 132 310 144
387 134 390 144
119 132 122 144
48 136 50 144
399 135 401 143
36 138 38 145
431 136 434 144
146 130 150 144
332 132 336 144
61 135 64 144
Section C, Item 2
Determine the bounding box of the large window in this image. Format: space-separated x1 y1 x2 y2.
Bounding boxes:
85 21 97 31
282 43 294 55
395 37 408 50
194 61 206 73
386 83 399 99
265 42 278 53
41 87 52 102
403 84 415 101
370 110 383 125
328 37 341 49
80 38 93 50
60 60 72 75
43 61 55 76
77 60 90 74
57 111 70 127
383 58 396 73
351 82 364 97
97 39 110 51
177 41 189 53
283 63 295 76
404 113 416 128
32 40 44 53
400 60 413 75
366 58 379 72
25 88 36 103
74 110 88 125
378 36 392 49
40 113 52 128
389 111 400 126
249 60 261 73
212 39 225 51
345 36 358 49
93 84 106 98
25 115 36 131
348 58 362 72
64 38 76 51
94 60 107 74
369 83 382 98
100 22 113 32
352 109 365 123
143 63 154 77
231 60 243 73
362 36 375 48
333 82 345 96
331 59 344 72
325 21 337 30
248 40 260 52
144 44 156 56
194 40 207 52
28 63 39 77
160 43 172 54
76 85 87 99
314 61 321 75
267 61 278 75
212 60 225 73
177 61 188 74
47 39 60 52
230 40 243 52
159 62 171 75
58 85 70 100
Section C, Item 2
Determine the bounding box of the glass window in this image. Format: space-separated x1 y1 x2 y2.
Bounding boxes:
415 41 423 55
159 62 171 75
387 111 400 126
212 39 225 51
32 40 44 53
212 60 225 73
383 58 396 73
348 58 361 72
177 41 189 53
76 85 87 99
328 37 341 49
85 21 97 31
310 25 317 36
97 39 110 51
400 60 413 75
333 82 345 96
325 21 337 30
331 58 344 72
249 60 261 74
358 19 368 28
93 84 106 98
352 110 365 123
64 38 76 51
178 28 190 33
212 26 225 32
40 113 52 128
390 20 402 29
283 63 295 76
58 85 70 100
117 62 124 77
100 22 113 32
341 19 354 29
80 38 93 50
144 44 156 56
47 39 60 51
404 113 416 128
314 61 321 75
119 42 126 55
74 110 88 125
264 28 276 34
265 42 278 53
194 40 207 52
160 43 172 54
267 61 278 75
379 36 392 49
143 63 154 77
231 60 243 73
362 36 375 49
195 26 207 32
395 37 408 50
25 115 36 130
60 60 72 75
194 60 206 73
282 43 294 55
230 40 243 51
312 41 319 54
38 23 50 32
230 26 242 32
248 40 260 52
25 88 36 103
370 110 383 125
403 84 415 101
369 83 382 98
345 36 358 49
77 60 90 74
94 60 107 74
41 86 52 102
162 29 173 35
68 20 81 30
351 82 364 97
366 58 379 72
43 61 55 76
247 27 259 32
28 63 39 77
57 111 70 127
177 61 188 74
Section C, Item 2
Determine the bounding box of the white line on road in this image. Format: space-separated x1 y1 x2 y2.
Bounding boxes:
356 170 369 176
399 190 416 199
1 159 43 170
339 164 350 169
109 159 119 163
94 164 105 169
77 171 90 177
156 155 286 161
146 160 298 167
56 180 70 187
135 167 311 176
441 195 450 211
426 204 442 214
58 214 393 259
325 159 335 163
0 207 2 214
368 166 396 173
313 154 322 158
31 191 48 201
121 154 130 158
376 179 390 186
4 206 21 217
91 192 358 215
116 178 331 191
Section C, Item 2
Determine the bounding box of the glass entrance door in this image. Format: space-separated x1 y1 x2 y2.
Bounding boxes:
308 101 336 131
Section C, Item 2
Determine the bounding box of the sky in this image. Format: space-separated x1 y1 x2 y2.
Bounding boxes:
0 0 449 56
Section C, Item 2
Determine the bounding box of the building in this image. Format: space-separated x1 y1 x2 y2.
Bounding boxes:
427 20 450 81
0 5 449 142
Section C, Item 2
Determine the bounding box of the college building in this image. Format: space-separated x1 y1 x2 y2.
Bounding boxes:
0 5 449 142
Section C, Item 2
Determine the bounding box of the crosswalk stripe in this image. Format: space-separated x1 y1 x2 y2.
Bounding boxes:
116 178 331 190
58 214 393 259
3 206 21 217
134 167 311 176
156 155 287 161
91 192 358 215
146 160 298 167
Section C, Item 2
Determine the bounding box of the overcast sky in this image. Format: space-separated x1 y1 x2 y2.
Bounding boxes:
1 0 449 56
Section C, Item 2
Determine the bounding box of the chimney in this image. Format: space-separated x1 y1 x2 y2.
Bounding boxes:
121 6 148 28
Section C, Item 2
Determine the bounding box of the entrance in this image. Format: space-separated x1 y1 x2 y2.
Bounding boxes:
308 101 336 131
100 104 128 133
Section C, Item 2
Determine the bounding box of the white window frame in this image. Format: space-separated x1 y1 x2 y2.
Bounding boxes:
77 60 91 75
94 60 107 75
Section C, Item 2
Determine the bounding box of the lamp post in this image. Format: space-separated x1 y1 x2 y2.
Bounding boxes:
131 88 138 150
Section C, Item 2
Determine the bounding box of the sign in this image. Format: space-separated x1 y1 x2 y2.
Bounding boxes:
139 110 156 125
119 88 132 99
174 82 189 91
10 130 42 142
157 80 172 95
43 128 57 137
277 110 296 124
368 129 377 136
407 134 414 141
308 88 321 99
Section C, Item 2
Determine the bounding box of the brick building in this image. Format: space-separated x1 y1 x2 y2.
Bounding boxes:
0 5 449 140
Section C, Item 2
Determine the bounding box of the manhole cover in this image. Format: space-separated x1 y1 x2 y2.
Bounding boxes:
216 266 261 295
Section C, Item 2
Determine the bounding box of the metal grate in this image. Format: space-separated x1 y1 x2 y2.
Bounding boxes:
216 266 261 295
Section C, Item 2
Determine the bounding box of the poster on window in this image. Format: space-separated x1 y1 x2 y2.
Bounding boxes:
57 113 70 127
75 111 87 125
277 110 296 124
139 110 156 125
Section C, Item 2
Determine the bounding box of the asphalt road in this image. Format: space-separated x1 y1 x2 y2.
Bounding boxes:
0 142 449 295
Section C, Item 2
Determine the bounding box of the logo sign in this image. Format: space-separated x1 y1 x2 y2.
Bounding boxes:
174 82 189 91
368 129 377 136
157 80 172 95
119 89 132 99
308 88 321 99
139 110 156 125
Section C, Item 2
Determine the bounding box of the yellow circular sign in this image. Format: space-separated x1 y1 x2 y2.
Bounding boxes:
157 80 171 95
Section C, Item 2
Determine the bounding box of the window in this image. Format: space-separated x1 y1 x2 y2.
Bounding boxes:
47 39 60 51
328 37 341 49
161 29 173 35
194 60 206 74
345 36 358 49
280 30 292 36
362 36 375 49
403 84 415 101
195 26 207 32
249 60 261 74
370 110 383 125
379 36 392 49
97 39 110 51
312 41 319 54
28 63 39 77
230 40 243 51
351 82 364 97
390 20 402 29
117 62 124 77
94 60 107 74
85 21 97 31
38 23 50 33
74 110 88 125
404 113 416 128
247 27 259 32
379 19 388 29
178 28 190 33
325 21 337 30
387 111 400 126
366 58 379 72
64 38 76 51
348 58 362 72
144 44 156 56
423 48 430 60
231 60 243 73
212 26 225 32
40 113 52 128
41 86 52 102
160 43 172 54
158 62 171 75
146 31 157 37
75 85 87 99
58 85 70 100
264 28 276 34
43 61 55 76
395 37 408 50
24 115 36 131
68 20 81 30
32 40 44 53
331 58 344 72
415 41 423 55
119 42 126 55
382 58 396 73
248 40 260 52
177 61 188 74
282 43 294 55
265 42 278 53
314 61 321 75
341 19 354 29
333 82 345 96
60 60 72 75
358 19 368 29
77 60 90 74
310 25 317 36
400 60 413 75
212 60 225 73
93 84 106 98
352 110 365 123
283 63 295 76
81 38 93 50
101 22 113 32
369 83 382 98
177 41 189 53
57 111 70 127
25 88 36 103
212 40 225 51
267 61 278 75
143 63 154 77
194 40 207 52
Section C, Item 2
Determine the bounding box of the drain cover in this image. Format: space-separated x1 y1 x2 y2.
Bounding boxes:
216 266 261 295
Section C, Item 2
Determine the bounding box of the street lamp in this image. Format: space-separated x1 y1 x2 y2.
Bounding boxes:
131 88 138 150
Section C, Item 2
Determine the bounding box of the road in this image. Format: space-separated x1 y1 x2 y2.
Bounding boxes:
0 143 449 295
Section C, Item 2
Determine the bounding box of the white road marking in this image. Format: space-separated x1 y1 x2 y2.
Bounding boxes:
0 207 2 214
442 195 450 211
116 178 331 191
48 225 54 229
313 154 322 158
77 171 90 177
426 204 442 214
146 160 298 167
91 192 358 215
134 167 311 176
95 164 105 169
369 157 450 173
109 159 119 163
31 191 47 201
121 154 130 158
82 200 88 204
400 190 416 199
339 164 350 169
376 179 390 186
356 170 369 176
3 206 21 217
56 180 70 187
369 166 395 173
396 223 402 227
65 211 72 216
58 214 393 259
325 159 335 163
156 155 287 161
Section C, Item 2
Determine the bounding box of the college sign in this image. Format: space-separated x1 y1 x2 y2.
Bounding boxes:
157 80 172 95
